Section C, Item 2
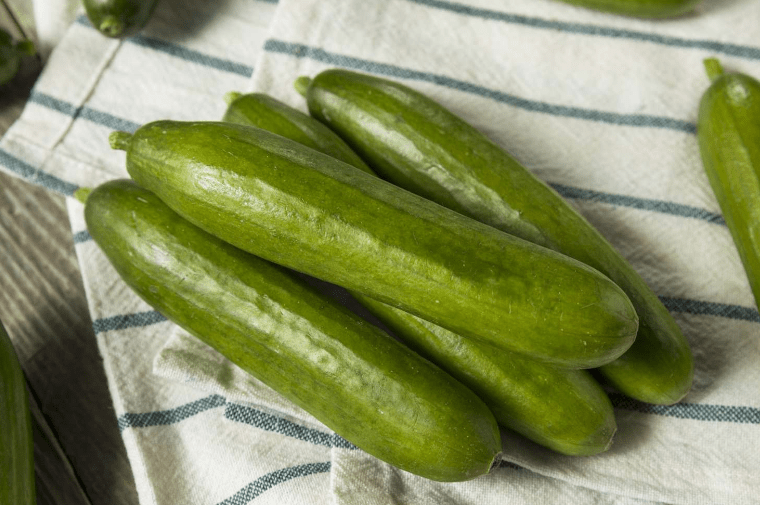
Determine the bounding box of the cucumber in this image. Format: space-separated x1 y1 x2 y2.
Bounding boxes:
295 69 692 404
0 28 35 85
221 93 617 455
223 92 372 174
110 121 638 368
83 179 501 482
1 320 36 505
358 296 617 455
552 0 701 18
698 59 760 312
82 0 160 38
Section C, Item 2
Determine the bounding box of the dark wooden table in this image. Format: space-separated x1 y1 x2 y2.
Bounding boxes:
1 4 140 503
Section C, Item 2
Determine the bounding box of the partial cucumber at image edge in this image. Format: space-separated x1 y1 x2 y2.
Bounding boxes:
295 69 692 404
110 121 638 368
221 92 617 456
0 28 35 85
552 0 701 18
1 321 36 505
82 0 160 38
698 59 760 312
81 179 501 482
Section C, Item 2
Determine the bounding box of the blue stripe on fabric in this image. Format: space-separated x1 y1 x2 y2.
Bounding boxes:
28 91 78 115
118 394 354 448
118 394 226 432
129 35 253 77
406 0 760 61
92 310 168 334
72 230 92 244
225 403 356 450
610 393 760 424
77 107 140 132
74 15 253 77
660 297 760 323
216 462 331 505
0 148 79 196
29 91 140 132
551 183 726 226
263 40 696 134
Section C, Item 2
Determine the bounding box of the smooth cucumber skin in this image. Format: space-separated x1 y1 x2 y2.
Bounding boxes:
116 120 638 368
552 0 701 18
84 179 501 482
223 92 373 174
698 62 760 312
83 0 160 38
220 96 617 455
356 295 616 456
300 69 692 404
1 321 36 505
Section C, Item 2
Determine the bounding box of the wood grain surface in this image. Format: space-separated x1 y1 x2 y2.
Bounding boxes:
1 4 140 504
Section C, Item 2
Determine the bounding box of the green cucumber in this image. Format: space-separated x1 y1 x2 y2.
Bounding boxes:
1 320 36 505
0 28 35 86
223 92 372 174
83 0 160 38
221 92 617 455
552 0 701 18
295 69 692 404
698 59 760 312
357 296 617 455
111 121 638 368
83 179 501 482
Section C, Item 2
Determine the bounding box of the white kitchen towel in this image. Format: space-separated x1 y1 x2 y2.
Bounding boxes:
30 0 81 58
1 0 759 504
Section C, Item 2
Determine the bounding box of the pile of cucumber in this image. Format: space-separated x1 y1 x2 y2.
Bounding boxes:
80 62 760 482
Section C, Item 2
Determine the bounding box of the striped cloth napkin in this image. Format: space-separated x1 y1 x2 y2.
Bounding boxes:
2 0 759 503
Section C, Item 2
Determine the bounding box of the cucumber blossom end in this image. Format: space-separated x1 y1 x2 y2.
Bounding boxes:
98 16 125 38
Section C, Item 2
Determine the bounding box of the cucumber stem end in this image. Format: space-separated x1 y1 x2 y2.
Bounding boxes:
224 91 243 105
294 76 312 97
704 58 724 82
109 131 133 151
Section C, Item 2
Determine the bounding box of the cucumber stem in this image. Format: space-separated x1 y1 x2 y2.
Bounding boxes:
294 76 312 97
74 187 92 204
704 58 725 82
109 131 133 151
224 91 243 105
99 16 125 38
